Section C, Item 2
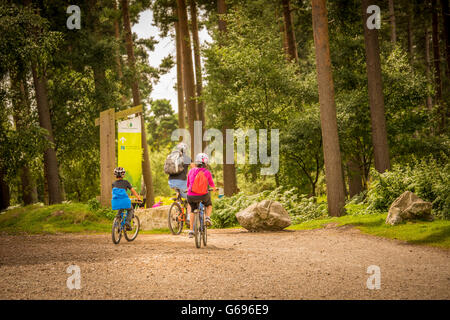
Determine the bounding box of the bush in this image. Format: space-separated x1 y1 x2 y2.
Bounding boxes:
366 156 449 219
87 198 116 220
211 187 328 228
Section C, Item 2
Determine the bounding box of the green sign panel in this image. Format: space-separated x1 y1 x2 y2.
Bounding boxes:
118 116 142 194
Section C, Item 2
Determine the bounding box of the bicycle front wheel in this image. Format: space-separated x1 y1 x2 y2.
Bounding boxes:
111 216 122 244
168 202 183 235
124 215 140 242
194 213 201 248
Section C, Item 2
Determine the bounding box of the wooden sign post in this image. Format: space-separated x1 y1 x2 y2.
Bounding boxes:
95 105 143 207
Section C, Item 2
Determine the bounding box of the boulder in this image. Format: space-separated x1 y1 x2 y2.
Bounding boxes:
236 200 291 231
386 191 433 225
137 205 170 230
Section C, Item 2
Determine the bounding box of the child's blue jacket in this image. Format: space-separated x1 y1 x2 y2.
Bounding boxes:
111 188 131 210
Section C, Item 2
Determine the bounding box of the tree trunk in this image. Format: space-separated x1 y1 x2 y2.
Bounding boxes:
347 159 363 198
175 18 186 129
0 168 10 210
432 0 445 131
425 28 433 109
389 0 397 43
177 0 198 157
113 0 123 79
441 0 450 78
311 0 346 217
121 0 155 206
277 5 289 55
10 75 38 205
31 64 63 205
189 0 206 149
362 0 391 173
281 0 299 62
218 0 237 197
407 2 413 63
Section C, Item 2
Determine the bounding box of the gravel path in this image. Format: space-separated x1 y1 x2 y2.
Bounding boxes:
0 226 449 299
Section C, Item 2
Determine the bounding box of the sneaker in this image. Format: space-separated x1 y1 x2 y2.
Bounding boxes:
125 223 132 231
188 231 194 238
205 217 212 226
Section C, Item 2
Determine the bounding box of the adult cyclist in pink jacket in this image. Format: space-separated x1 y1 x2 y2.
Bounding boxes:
186 153 216 238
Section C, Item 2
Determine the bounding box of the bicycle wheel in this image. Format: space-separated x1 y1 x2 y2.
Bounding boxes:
202 216 207 246
111 216 122 244
194 212 201 248
168 202 184 235
124 215 140 242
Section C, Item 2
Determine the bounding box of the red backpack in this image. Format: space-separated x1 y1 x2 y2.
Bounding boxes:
190 169 208 194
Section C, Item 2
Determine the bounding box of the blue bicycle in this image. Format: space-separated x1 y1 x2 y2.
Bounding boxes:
112 202 141 244
193 200 208 249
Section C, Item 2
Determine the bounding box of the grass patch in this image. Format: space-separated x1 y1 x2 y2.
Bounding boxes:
287 213 450 249
0 203 113 234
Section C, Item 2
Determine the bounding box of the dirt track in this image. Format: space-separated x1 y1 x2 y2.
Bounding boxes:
0 226 449 300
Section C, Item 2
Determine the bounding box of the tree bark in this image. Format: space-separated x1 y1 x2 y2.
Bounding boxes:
432 0 445 131
407 2 413 62
0 168 10 211
175 17 186 129
121 0 155 206
441 0 450 78
389 0 397 43
114 0 123 79
281 0 299 62
177 0 198 157
218 0 237 197
311 0 346 217
10 76 38 205
425 28 433 109
362 0 391 173
347 159 363 198
189 0 205 148
31 64 63 205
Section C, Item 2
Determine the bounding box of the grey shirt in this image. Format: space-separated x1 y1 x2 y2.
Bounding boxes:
112 179 132 190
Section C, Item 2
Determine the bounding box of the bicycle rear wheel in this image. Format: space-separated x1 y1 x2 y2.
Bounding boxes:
111 216 122 244
124 215 140 241
202 218 207 246
168 202 183 235
194 212 201 248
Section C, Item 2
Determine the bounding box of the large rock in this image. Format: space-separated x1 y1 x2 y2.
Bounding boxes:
386 191 433 225
136 205 170 230
236 200 291 231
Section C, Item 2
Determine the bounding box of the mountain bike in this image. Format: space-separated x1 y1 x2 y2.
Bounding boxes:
168 187 188 235
193 201 208 248
112 202 141 244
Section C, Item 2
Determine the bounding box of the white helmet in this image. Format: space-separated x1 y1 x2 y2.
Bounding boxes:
195 153 209 165
176 142 188 154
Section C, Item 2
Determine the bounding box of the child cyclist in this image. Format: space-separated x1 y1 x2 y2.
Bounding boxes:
111 167 141 230
186 153 216 238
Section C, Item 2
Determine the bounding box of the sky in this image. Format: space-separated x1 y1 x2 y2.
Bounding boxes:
132 9 212 114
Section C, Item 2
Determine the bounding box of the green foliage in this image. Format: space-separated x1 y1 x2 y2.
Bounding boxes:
366 156 450 219
151 145 173 197
211 187 328 228
146 99 178 151
288 213 450 249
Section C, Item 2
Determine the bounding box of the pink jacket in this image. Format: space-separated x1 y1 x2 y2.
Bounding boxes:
186 167 215 196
